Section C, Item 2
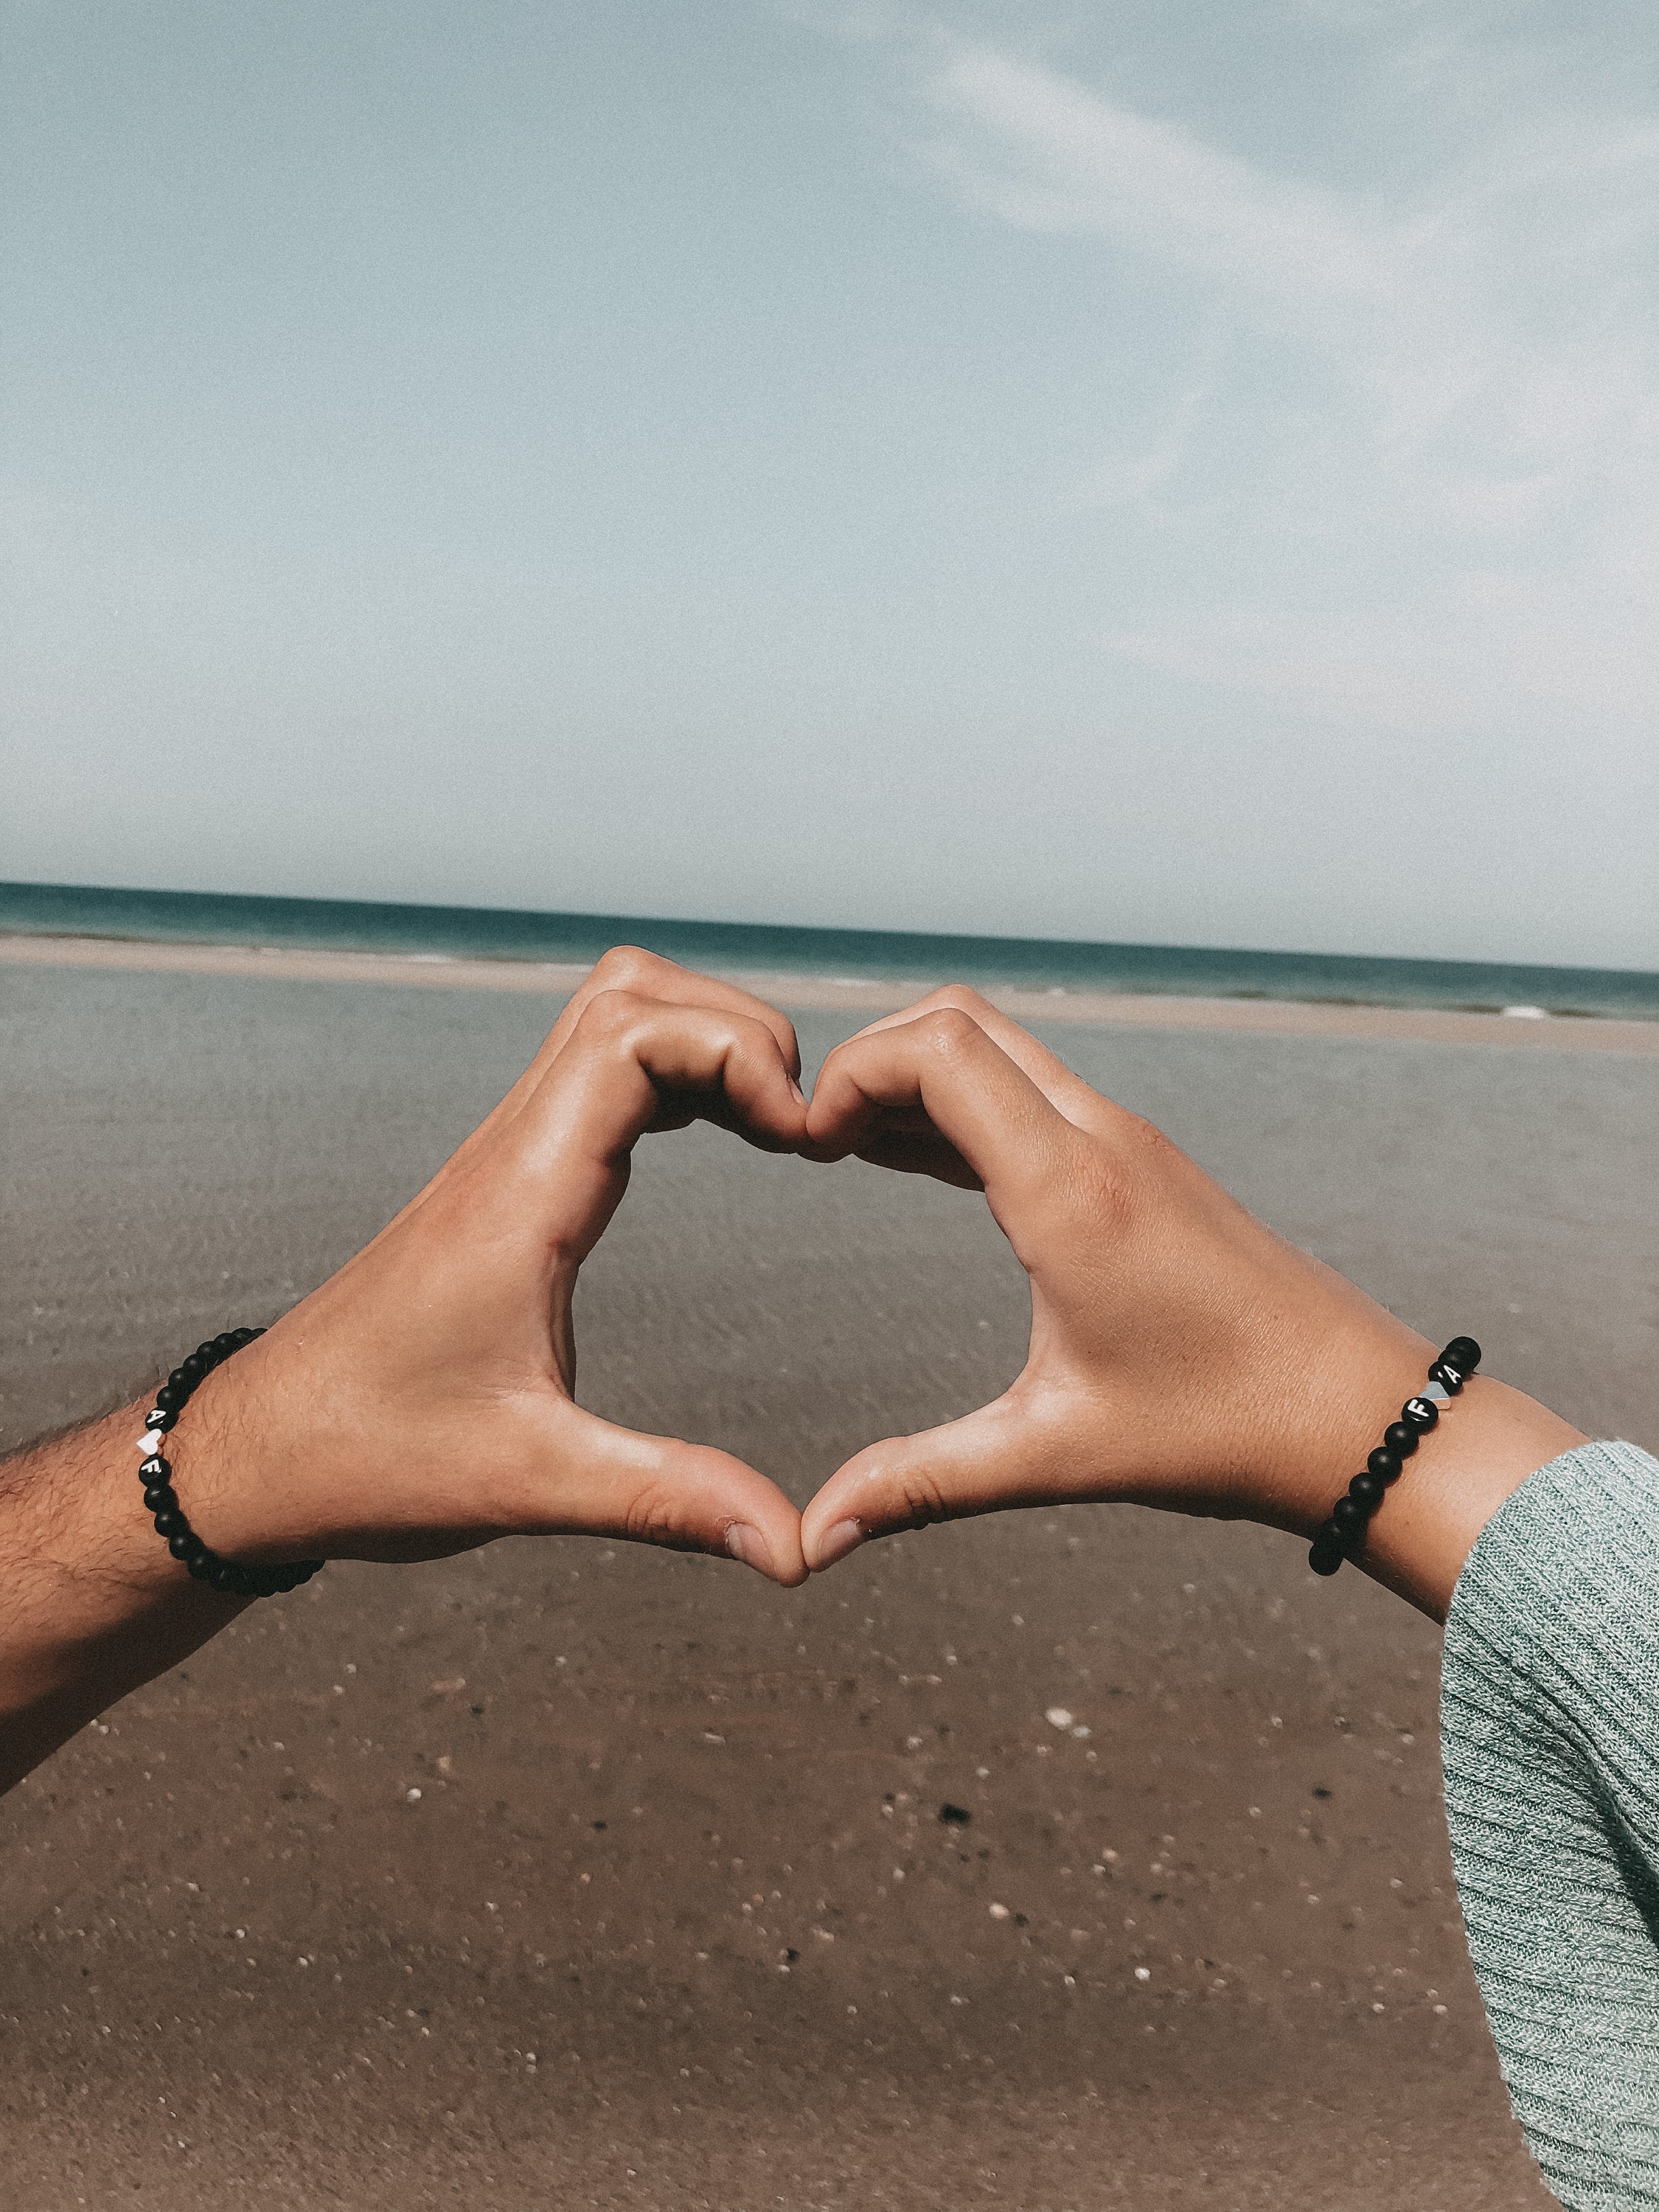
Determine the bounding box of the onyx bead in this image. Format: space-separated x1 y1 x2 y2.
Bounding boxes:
1330 1494 1368 1535
1309 1526 1346 1576
1367 1444 1402 1481
152 1506 185 1538
142 1481 175 1514
1383 1421 1418 1458
1348 1470 1385 1509
154 1384 178 1415
209 1561 240 1595
167 1530 202 1562
185 1551 214 1582
1441 1337 1481 1374
1402 1397 1439 1432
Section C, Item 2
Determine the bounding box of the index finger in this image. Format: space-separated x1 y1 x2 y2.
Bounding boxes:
350 954 807 1266
442 947 804 1186
804 1008 1074 1228
547 946 802 1079
842 986 1124 1140
518 990 811 1193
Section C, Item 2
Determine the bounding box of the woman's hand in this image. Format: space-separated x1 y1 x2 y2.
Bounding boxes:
799 989 1582 1617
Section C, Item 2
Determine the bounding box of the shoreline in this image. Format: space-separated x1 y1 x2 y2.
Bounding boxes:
6 930 1657 1054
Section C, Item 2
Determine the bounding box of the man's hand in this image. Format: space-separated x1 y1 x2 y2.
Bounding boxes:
1 950 809 1791
799 989 1582 1618
179 947 813 1579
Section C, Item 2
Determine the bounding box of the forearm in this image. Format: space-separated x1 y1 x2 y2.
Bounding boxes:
0 1402 251 1792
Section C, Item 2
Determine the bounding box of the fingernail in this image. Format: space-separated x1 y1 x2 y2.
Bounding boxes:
815 1518 864 1569
725 1523 774 1578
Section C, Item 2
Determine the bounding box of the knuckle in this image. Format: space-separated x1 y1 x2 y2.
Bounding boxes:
622 1482 690 1551
1120 1109 1176 1165
591 944 666 992
914 1006 981 1057
917 984 995 1022
1072 1142 1138 1230
886 1464 950 1531
573 986 646 1046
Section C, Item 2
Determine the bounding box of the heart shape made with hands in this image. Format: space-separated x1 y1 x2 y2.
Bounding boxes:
215 946 1438 1601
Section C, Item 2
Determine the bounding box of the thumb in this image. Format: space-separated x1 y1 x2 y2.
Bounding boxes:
801 1386 1071 1571
525 1399 808 1587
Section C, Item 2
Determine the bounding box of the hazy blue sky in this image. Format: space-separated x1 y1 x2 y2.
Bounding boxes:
4 1 1656 965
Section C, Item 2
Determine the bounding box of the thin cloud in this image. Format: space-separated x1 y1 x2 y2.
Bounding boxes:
922 44 1402 310
871 18 1659 733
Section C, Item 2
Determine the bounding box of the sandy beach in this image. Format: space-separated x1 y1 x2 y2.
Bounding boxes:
3 953 1655 2210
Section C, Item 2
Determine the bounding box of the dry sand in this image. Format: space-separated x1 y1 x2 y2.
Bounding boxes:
3 952 1655 2209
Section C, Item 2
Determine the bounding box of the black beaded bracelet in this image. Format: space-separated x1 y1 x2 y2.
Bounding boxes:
135 1329 325 1599
1308 1336 1482 1576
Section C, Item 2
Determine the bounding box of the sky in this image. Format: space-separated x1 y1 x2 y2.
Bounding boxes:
3 0 1657 967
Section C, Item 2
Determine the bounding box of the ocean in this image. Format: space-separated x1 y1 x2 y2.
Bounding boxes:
2 879 1655 1019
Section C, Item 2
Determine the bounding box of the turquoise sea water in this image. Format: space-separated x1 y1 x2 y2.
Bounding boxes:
4 880 1655 1019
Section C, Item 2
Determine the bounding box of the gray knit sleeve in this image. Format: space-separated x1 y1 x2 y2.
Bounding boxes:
1442 1441 1659 2211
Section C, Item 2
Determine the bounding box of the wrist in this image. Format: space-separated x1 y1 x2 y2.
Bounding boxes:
146 1338 335 1571
1357 1374 1585 1618
1232 1301 1584 1619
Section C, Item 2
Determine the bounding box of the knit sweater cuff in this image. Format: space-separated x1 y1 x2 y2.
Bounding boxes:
1443 1440 1659 2212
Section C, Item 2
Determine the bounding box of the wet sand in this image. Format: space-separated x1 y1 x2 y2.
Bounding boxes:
8 928 1659 1051
3 957 1655 2210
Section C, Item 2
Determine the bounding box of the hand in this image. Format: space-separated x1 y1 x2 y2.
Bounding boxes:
798 990 1582 1615
178 948 811 1585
